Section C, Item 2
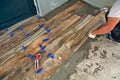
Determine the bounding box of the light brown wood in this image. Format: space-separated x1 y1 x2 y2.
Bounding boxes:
65 13 105 52
0 1 106 80
0 15 42 42
0 19 45 55
45 1 84 24
0 1 84 66
2 13 105 80
0 13 80 80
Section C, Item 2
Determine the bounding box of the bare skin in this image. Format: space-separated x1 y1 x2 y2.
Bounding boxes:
92 17 120 36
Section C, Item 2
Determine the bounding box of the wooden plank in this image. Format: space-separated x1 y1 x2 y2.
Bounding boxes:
45 14 92 53
61 14 94 42
0 30 5 36
0 1 83 66
45 1 84 24
0 19 45 56
0 15 41 42
19 44 73 80
0 14 80 78
2 59 34 80
1 13 105 79
65 12 105 52
0 13 95 79
27 13 105 80
0 2 106 80
26 14 80 54
2 14 94 80
42 44 73 79
36 13 105 80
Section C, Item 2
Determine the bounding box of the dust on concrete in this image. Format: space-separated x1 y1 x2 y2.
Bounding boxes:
49 34 91 80
94 46 99 51
70 35 120 80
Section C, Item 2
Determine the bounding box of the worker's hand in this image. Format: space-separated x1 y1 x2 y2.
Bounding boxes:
88 33 96 38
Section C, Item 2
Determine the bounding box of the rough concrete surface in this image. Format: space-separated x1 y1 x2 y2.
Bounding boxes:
70 35 120 80
49 35 120 80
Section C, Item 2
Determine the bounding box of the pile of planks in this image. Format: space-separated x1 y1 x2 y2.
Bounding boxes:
0 1 106 80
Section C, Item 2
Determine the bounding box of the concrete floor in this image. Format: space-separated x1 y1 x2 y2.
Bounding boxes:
49 35 120 80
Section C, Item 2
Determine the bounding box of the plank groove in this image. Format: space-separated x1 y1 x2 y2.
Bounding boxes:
0 1 106 80
0 1 83 66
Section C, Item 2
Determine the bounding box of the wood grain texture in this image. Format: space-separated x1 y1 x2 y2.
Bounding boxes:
0 15 42 42
0 1 106 80
65 13 105 52
0 14 80 80
0 2 83 79
45 1 84 24
0 1 83 65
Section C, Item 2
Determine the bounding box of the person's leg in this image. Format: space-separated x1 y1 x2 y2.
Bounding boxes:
92 17 120 35
111 22 120 41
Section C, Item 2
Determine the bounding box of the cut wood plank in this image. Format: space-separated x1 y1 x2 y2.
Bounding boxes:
2 59 34 80
0 2 106 80
0 14 80 78
0 1 84 66
0 20 45 56
2 14 94 80
0 30 5 36
42 44 73 79
27 14 80 54
28 13 105 80
1 13 105 80
0 13 98 79
65 12 105 52
0 15 41 42
45 1 84 24
45 14 92 53
61 14 94 42
36 13 105 80
19 44 73 80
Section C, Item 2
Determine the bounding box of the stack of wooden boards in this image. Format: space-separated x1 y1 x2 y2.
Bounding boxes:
0 1 106 80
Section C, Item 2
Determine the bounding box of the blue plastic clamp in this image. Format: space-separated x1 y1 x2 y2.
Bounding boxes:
48 53 54 59
36 68 43 74
9 33 14 37
38 24 43 28
28 54 34 61
40 45 45 51
22 46 26 51
43 38 49 42
38 16 42 20
19 27 23 31
25 32 30 37
46 29 51 33
4 28 9 31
